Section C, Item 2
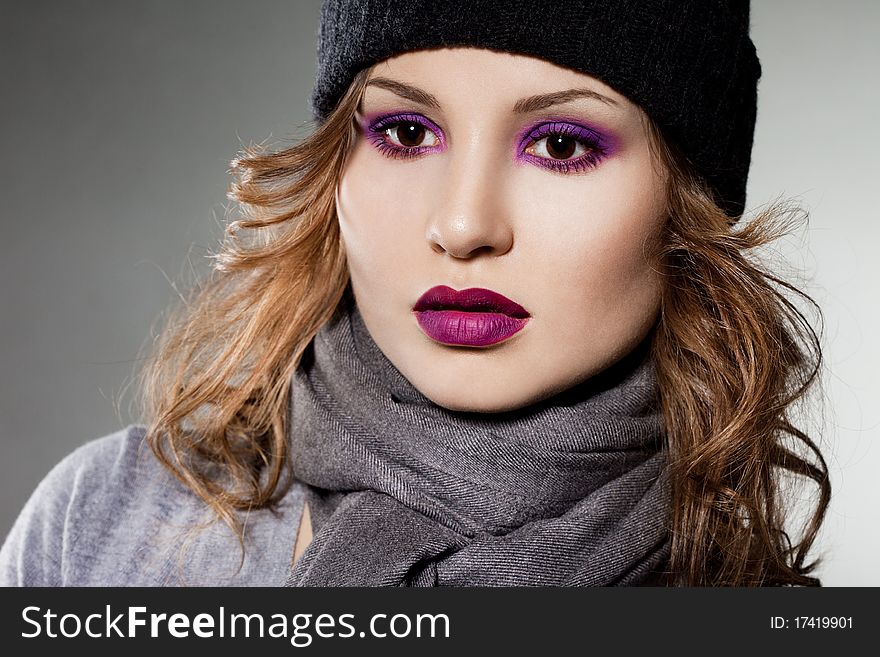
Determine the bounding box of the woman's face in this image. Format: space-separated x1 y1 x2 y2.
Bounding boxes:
336 47 667 412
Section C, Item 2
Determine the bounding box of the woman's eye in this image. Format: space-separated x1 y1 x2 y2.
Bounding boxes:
381 121 440 149
526 134 590 161
367 116 604 172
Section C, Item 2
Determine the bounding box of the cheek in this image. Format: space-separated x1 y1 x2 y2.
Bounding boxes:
336 143 426 276
516 159 665 334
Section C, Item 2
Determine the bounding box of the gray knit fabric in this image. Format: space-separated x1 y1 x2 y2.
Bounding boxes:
0 425 305 586
285 291 671 586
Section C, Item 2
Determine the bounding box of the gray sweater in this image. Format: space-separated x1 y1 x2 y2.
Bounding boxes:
0 425 306 586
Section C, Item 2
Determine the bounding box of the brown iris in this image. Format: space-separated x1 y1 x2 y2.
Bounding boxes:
546 135 577 159
396 122 425 147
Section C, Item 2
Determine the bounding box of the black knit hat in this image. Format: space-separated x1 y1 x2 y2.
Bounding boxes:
311 0 761 218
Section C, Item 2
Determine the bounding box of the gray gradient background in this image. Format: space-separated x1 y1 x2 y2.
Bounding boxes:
1 1 877 585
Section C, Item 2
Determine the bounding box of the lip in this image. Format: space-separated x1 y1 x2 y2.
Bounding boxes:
412 285 531 346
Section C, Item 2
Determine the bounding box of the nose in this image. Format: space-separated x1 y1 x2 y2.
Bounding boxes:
426 142 514 259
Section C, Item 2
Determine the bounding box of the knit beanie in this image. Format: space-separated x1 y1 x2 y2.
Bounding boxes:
310 0 761 218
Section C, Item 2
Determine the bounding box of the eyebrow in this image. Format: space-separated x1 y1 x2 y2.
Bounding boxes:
365 77 619 113
512 88 619 112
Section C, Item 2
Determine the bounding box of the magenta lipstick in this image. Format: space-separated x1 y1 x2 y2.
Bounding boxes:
412 285 530 346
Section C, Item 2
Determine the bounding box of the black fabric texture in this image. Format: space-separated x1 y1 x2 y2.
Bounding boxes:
310 0 760 218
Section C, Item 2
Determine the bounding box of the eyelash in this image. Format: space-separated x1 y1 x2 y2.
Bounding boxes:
520 121 606 173
364 113 607 173
365 113 443 160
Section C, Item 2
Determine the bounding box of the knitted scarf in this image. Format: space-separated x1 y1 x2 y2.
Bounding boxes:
283 292 670 586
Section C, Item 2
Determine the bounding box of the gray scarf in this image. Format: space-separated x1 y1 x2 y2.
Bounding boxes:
283 291 670 586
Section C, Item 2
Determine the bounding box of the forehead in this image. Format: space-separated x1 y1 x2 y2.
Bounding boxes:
363 47 634 113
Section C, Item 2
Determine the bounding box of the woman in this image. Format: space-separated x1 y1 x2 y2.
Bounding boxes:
0 0 829 586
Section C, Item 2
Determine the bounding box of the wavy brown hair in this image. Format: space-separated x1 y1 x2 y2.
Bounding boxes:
140 66 829 585
645 118 830 585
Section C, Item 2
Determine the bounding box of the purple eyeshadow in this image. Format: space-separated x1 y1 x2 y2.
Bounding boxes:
359 109 617 173
514 118 617 173
360 111 446 157
516 120 614 154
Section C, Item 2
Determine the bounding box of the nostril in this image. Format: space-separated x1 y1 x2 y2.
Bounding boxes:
426 223 513 259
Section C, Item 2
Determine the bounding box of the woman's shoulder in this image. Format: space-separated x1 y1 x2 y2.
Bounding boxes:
28 424 159 505
0 425 152 586
0 425 306 587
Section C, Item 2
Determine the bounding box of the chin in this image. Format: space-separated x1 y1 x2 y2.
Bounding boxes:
416 377 545 414
428 395 523 414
